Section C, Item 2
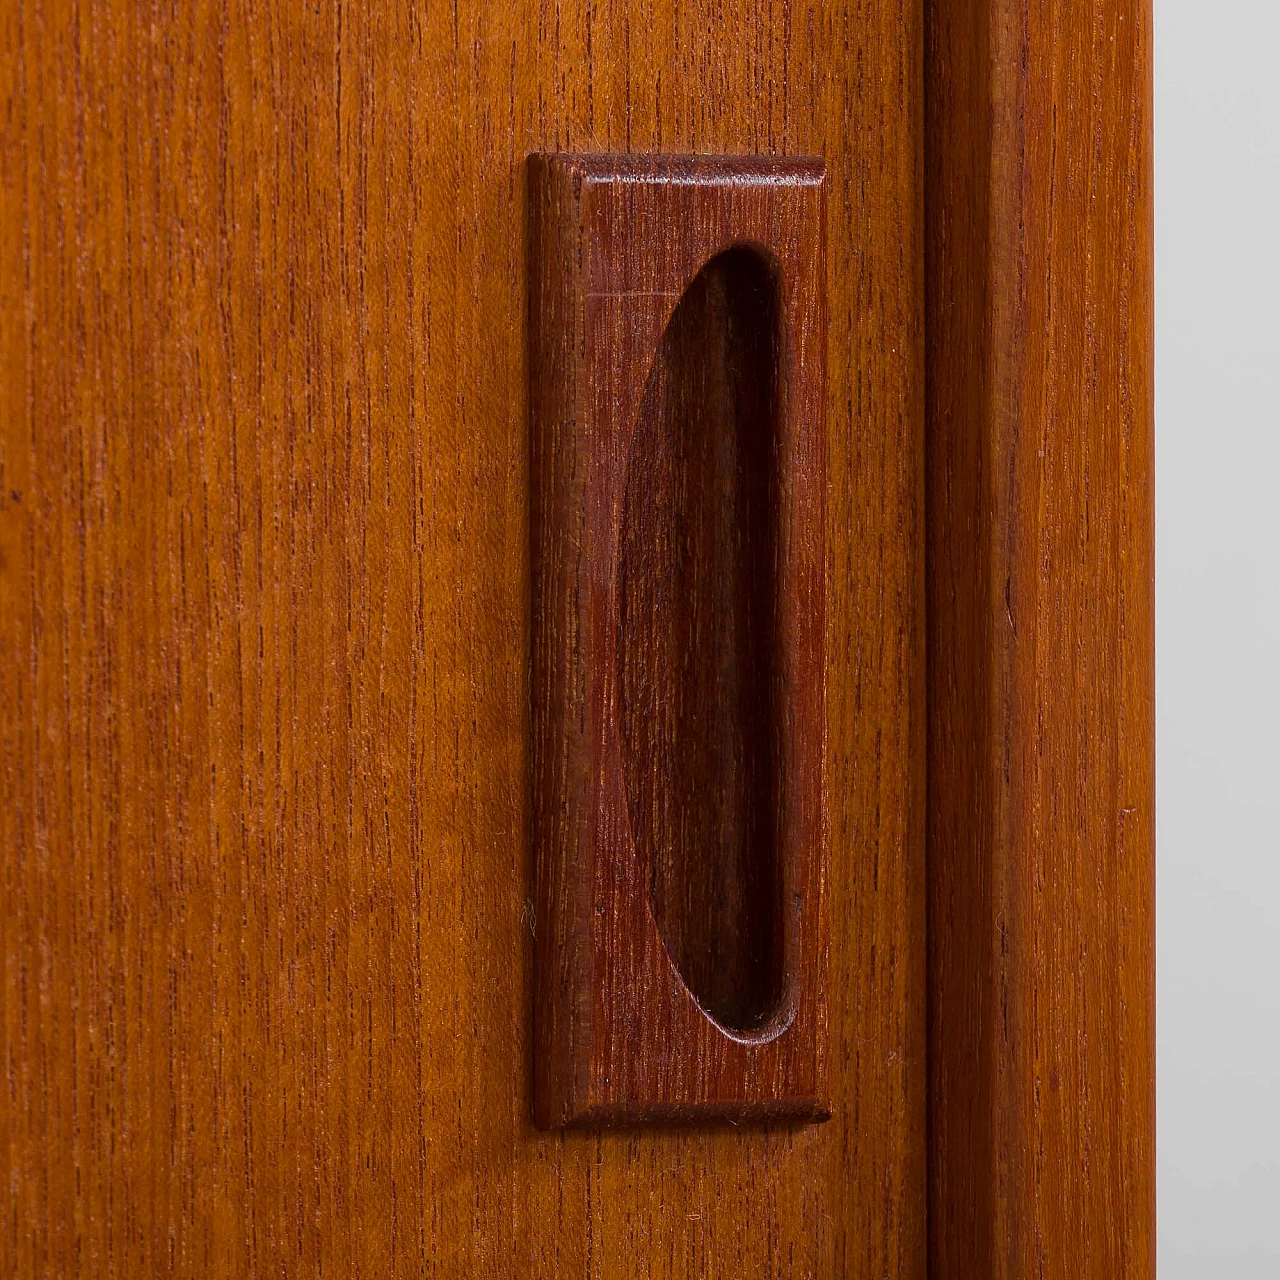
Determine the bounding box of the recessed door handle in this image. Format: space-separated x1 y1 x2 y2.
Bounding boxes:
529 153 828 1128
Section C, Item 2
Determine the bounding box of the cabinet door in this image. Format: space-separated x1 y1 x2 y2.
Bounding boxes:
0 2 923 1275
2 0 1156 1275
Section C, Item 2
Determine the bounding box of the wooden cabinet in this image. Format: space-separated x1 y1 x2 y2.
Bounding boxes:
0 1 1152 1275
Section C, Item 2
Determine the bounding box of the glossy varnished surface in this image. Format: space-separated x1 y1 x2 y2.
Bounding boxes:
0 1 925 1275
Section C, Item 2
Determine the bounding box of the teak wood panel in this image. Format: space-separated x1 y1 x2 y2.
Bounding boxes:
0 2 924 1277
530 155 828 1128
926 0 1155 1276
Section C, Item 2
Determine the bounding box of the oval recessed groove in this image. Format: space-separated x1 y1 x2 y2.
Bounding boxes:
618 245 786 1034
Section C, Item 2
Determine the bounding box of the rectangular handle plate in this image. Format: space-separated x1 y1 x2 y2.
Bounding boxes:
530 154 828 1128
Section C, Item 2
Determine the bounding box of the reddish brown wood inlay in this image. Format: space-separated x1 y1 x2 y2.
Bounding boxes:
529 154 828 1128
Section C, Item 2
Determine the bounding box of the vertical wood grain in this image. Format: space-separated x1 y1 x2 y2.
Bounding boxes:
925 0 1155 1274
1 0 924 1275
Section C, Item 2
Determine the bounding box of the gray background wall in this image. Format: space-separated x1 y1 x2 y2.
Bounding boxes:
1156 1 1280 1272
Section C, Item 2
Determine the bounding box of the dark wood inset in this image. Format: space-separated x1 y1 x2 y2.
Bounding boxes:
530 154 827 1127
620 246 784 1035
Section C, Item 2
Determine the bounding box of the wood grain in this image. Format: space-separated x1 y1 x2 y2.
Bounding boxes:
925 0 1155 1274
0 0 924 1275
529 155 827 1127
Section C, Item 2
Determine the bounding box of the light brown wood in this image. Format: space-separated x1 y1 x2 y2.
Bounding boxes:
530 154 828 1128
925 0 1155 1274
0 1 924 1274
